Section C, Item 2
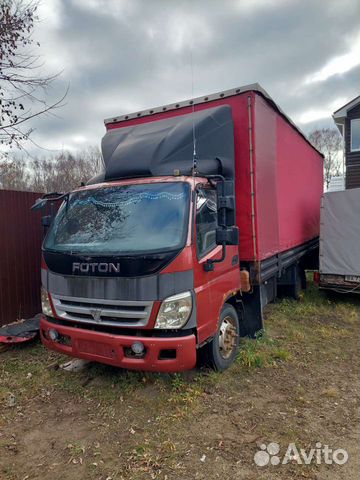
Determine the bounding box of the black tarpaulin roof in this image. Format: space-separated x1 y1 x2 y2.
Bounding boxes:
100 105 235 181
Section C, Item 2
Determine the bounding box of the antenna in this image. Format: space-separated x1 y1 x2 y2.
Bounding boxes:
190 50 197 176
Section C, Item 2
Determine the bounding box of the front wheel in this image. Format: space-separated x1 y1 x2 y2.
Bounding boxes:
200 304 240 371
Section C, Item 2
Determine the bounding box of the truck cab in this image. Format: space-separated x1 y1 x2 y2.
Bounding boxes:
40 175 241 372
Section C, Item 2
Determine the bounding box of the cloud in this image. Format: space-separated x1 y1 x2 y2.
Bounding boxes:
15 0 360 155
305 34 360 84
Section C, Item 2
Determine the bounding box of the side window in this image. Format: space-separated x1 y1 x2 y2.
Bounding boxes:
351 119 360 152
196 188 217 257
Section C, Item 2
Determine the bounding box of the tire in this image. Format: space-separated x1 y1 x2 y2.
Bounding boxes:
200 304 240 371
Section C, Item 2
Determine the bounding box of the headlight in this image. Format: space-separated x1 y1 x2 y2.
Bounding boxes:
154 291 192 329
41 287 53 316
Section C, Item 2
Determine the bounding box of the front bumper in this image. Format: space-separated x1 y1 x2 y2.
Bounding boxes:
40 316 197 372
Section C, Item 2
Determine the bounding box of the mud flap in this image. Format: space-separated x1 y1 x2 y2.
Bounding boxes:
241 279 276 337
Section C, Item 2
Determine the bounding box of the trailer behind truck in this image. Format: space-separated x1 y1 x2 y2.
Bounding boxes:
319 187 360 293
37 83 323 372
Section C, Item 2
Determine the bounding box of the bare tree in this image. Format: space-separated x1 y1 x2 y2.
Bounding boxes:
308 127 343 189
0 0 65 154
0 146 104 192
0 156 30 190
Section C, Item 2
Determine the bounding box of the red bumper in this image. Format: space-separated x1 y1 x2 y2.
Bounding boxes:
40 316 197 372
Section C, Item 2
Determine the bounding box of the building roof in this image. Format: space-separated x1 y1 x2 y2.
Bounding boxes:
333 95 360 119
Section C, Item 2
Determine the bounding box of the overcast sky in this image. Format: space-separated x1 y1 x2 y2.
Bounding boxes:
27 0 360 154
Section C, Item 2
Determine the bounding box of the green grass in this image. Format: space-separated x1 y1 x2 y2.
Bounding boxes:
1 280 359 480
1 280 359 414
233 280 359 373
66 441 86 462
237 334 292 368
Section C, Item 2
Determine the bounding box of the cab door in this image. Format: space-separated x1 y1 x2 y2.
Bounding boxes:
193 187 240 344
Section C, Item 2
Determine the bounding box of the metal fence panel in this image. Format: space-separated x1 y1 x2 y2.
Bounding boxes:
0 190 43 326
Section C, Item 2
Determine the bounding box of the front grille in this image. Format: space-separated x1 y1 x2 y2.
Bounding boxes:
51 294 153 328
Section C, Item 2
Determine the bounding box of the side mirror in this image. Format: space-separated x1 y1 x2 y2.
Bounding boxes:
216 180 238 246
216 179 236 227
31 198 48 211
216 226 239 245
41 215 52 228
203 177 239 272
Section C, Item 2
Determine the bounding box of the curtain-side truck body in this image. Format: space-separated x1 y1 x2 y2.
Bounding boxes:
318 188 360 294
37 84 323 372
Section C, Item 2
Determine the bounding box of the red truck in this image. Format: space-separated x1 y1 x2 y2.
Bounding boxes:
36 84 323 372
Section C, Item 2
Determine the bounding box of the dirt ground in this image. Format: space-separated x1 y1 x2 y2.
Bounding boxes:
0 281 359 480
